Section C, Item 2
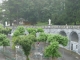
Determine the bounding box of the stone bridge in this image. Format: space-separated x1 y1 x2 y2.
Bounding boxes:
9 25 80 55
24 25 80 55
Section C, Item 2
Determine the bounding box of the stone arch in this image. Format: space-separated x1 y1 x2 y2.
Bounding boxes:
59 31 67 36
70 31 79 42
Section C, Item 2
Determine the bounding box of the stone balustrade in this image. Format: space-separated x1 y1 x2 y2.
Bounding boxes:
25 25 80 29
6 25 80 29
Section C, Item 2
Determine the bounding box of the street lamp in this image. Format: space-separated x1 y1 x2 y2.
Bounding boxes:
15 45 19 60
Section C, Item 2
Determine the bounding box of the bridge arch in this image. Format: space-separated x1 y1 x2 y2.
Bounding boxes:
70 31 79 42
59 31 67 36
70 31 79 52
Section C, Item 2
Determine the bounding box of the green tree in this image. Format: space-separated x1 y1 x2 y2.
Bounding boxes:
13 26 25 37
12 27 45 60
44 41 61 60
47 34 68 46
0 34 10 52
2 27 12 35
1 0 67 25
44 34 68 60
0 24 12 35
12 35 36 60
37 33 48 42
65 0 80 25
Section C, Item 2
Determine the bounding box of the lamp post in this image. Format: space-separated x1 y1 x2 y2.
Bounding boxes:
15 45 19 60
48 19 51 33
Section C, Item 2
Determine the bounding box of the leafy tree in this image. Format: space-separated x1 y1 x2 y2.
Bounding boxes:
37 33 48 42
36 28 44 32
47 34 68 46
13 30 20 37
27 28 44 37
12 27 45 60
2 27 12 35
1 0 67 25
0 34 10 52
16 26 25 35
12 35 36 60
0 24 12 35
44 34 68 60
44 41 61 60
65 0 80 25
27 28 36 34
13 26 25 37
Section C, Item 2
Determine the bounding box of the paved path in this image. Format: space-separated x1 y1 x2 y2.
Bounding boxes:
0 47 80 60
58 48 80 60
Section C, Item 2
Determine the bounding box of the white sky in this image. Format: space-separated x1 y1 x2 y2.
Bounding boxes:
0 0 2 3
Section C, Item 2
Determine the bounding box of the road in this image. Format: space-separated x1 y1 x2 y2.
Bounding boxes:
0 45 80 60
58 47 80 60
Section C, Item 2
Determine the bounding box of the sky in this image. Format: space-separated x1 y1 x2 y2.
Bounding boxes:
0 0 2 3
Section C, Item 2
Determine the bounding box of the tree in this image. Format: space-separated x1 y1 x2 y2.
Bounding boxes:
13 26 25 37
44 41 61 60
12 34 36 60
2 27 12 35
12 27 44 60
47 34 68 46
44 34 68 60
0 34 10 52
1 0 67 25
0 24 12 35
37 33 48 42
65 0 80 25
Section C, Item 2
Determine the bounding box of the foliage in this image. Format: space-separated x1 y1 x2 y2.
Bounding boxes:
12 27 44 60
2 27 12 35
36 28 44 32
27 28 44 37
27 28 36 34
12 27 68 60
37 33 48 42
0 34 10 46
44 34 68 59
0 26 3 33
47 34 68 46
12 35 34 60
44 41 61 58
13 26 25 37
12 34 36 47
2 0 80 25
27 34 36 42
2 0 71 25
16 26 25 34
36 22 48 26
13 30 20 37
0 25 12 35
65 0 80 25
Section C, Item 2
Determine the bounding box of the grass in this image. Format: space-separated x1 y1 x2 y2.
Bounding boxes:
35 22 48 26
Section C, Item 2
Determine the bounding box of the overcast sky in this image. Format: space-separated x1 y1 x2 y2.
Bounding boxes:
0 0 2 3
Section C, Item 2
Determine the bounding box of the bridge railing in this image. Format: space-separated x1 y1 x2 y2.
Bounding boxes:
25 25 80 29
6 25 80 29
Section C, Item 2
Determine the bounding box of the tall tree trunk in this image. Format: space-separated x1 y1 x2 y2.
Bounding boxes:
10 20 12 26
3 46 6 60
52 57 57 60
74 22 76 25
26 55 29 60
